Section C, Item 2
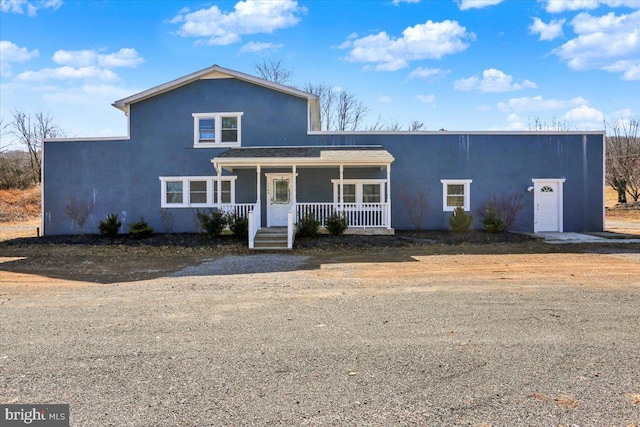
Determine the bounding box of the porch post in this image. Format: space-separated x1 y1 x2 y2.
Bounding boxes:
339 164 344 211
386 163 392 229
256 164 261 203
216 165 222 206
292 165 297 204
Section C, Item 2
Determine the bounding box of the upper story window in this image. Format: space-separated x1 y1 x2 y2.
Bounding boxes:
192 112 243 148
440 179 472 211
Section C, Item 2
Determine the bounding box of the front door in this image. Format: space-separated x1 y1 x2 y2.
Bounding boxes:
266 174 293 227
533 180 564 232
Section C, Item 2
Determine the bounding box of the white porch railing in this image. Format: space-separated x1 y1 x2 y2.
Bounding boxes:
247 203 260 249
218 203 255 218
296 203 389 228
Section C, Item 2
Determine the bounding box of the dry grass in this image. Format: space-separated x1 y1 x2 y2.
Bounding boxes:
528 392 549 401
626 392 640 405
0 185 40 222
555 396 580 409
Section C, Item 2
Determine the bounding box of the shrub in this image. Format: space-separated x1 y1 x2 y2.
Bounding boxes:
482 208 507 233
477 192 525 231
325 211 348 236
449 206 472 232
98 213 121 237
196 209 226 237
296 214 320 238
129 217 153 238
226 213 248 238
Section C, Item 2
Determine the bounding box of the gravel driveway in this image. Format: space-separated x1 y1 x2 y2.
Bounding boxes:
1 252 640 426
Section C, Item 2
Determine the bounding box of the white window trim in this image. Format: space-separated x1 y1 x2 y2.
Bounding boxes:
160 176 237 208
192 112 243 148
440 179 472 211
330 179 386 204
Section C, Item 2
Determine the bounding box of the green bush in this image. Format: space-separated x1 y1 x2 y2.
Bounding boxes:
98 213 121 237
482 208 507 233
325 211 348 236
226 213 248 238
296 214 320 238
196 209 227 237
129 217 153 238
449 207 472 232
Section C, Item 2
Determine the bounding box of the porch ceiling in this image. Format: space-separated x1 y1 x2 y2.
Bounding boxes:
212 146 394 170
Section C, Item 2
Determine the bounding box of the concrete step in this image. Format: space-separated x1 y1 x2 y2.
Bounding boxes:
252 228 290 250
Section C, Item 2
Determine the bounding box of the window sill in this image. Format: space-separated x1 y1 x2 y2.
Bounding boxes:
194 143 240 149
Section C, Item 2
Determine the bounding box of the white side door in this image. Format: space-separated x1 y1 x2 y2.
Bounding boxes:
533 179 565 232
266 174 293 227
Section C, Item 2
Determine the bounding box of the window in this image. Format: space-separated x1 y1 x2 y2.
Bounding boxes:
160 176 236 207
192 113 243 147
214 180 232 204
440 179 472 211
338 184 356 203
362 184 381 203
274 179 290 204
166 181 183 204
332 180 386 204
189 181 207 204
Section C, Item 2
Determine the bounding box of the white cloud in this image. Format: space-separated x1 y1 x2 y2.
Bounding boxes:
171 0 306 46
53 48 144 68
552 10 640 79
408 66 451 80
13 48 144 83
16 66 119 81
497 95 589 112
544 0 640 13
393 0 420 4
0 0 61 16
0 40 39 76
240 41 284 54
476 105 492 111
561 105 605 129
454 69 537 92
416 94 436 103
340 20 475 71
457 0 504 10
378 95 393 103
529 17 565 41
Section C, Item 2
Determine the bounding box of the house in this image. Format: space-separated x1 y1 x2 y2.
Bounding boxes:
42 65 605 248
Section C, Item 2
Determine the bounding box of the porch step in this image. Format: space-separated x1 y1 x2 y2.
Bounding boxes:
252 227 290 250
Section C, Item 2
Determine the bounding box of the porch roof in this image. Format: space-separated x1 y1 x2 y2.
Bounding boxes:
212 145 394 169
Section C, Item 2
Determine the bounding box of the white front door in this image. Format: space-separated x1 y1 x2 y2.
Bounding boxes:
533 180 564 232
266 174 293 227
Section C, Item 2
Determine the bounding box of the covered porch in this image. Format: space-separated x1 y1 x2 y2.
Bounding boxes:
212 146 395 249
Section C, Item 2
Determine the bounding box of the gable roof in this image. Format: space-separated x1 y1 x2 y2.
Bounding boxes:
112 64 321 130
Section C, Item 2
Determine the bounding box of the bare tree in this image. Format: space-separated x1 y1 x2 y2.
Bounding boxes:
254 59 293 85
302 82 336 131
606 117 640 203
335 90 368 131
64 194 96 233
409 120 425 131
528 116 571 131
397 184 430 230
8 111 65 184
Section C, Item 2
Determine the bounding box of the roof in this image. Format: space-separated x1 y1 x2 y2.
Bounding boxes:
112 64 321 130
212 146 394 168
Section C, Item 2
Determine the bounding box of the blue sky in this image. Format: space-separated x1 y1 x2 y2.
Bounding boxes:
1 0 638 142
